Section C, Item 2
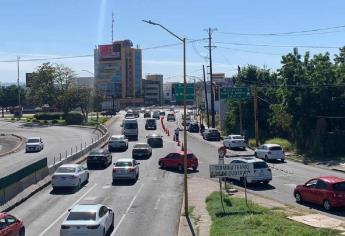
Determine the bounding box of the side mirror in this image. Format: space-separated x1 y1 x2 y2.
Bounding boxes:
137 162 140 165
120 124 123 127
108 208 113 212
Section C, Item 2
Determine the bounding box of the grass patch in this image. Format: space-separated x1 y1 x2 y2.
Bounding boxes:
248 138 257 149
265 138 294 152
206 191 339 236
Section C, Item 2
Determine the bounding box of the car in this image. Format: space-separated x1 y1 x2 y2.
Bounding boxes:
167 113 176 122
87 148 112 168
25 136 44 152
112 158 140 181
159 151 198 172
146 134 163 148
0 213 25 236
108 135 128 151
60 204 114 236
133 110 140 118
202 128 221 141
223 134 246 150
255 144 285 162
188 122 199 133
132 143 152 159
52 164 89 191
145 118 157 130
294 176 345 210
121 118 138 140
159 110 166 116
101 110 116 116
228 157 272 184
152 111 160 119
170 106 175 112
140 107 145 113
144 110 151 118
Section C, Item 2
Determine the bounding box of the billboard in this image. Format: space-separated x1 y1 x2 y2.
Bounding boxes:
98 43 121 60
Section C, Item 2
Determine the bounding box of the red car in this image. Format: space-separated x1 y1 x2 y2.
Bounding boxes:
294 176 345 210
159 151 198 171
0 213 25 236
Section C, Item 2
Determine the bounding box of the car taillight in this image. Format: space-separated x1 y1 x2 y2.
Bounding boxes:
87 224 100 229
61 225 70 229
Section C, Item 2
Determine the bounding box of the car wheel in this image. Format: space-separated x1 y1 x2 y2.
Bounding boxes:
86 173 89 183
159 162 165 169
103 227 106 236
263 180 270 185
323 199 332 211
295 192 303 202
178 165 183 172
110 212 115 230
281 158 285 163
254 152 258 158
19 227 25 236
192 167 197 171
264 155 269 162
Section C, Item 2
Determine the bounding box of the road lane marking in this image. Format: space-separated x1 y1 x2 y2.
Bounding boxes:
154 198 161 210
38 184 97 236
112 184 144 236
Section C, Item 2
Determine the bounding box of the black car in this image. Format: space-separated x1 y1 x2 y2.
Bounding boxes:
101 110 116 116
145 118 157 130
87 148 112 168
144 111 151 118
147 134 163 148
202 128 221 141
132 143 152 159
188 122 200 133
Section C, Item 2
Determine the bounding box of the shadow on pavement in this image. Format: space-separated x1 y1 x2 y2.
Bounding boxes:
186 215 196 236
229 180 276 191
297 201 345 217
112 179 137 186
160 168 199 175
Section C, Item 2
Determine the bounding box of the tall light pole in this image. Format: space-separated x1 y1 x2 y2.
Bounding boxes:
143 20 189 217
17 56 21 115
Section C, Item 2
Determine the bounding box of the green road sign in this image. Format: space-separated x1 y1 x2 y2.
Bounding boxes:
220 87 251 100
175 83 195 101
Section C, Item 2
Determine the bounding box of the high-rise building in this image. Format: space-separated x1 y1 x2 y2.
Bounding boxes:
94 40 143 109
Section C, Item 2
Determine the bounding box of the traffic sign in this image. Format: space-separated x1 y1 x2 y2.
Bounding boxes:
209 163 253 178
220 87 251 100
175 83 195 101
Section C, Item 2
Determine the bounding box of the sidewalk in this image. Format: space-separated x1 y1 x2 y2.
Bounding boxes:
178 176 345 236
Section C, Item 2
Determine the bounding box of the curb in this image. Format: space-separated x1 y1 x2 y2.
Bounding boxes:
0 134 26 157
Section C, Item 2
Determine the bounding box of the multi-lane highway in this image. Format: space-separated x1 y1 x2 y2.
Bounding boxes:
0 120 101 178
9 114 183 236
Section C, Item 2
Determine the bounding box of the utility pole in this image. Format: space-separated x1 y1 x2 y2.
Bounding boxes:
205 28 217 128
202 65 210 128
17 56 21 110
238 66 243 135
111 11 114 43
253 86 259 146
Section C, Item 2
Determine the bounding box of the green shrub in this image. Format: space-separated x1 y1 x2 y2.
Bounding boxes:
65 113 84 125
52 119 58 124
11 117 15 121
265 138 294 152
248 138 257 148
34 112 62 120
44 120 49 124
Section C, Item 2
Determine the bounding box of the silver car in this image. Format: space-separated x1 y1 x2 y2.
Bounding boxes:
112 158 139 182
52 164 89 191
60 204 114 236
108 135 128 151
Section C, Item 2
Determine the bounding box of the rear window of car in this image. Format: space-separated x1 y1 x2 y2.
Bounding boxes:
115 161 133 167
110 137 124 141
28 139 40 143
56 167 76 173
333 182 345 191
134 144 148 149
232 136 243 139
269 146 282 151
147 120 155 124
125 123 138 129
253 162 268 169
67 212 96 221
89 149 103 155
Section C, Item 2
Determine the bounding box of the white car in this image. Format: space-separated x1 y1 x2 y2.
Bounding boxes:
52 164 89 191
255 144 285 162
60 204 114 236
228 157 272 184
108 135 128 151
223 135 245 150
112 158 139 182
25 137 44 152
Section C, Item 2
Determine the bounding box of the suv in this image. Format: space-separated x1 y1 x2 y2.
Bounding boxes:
0 213 25 236
144 110 151 118
26 137 44 152
202 128 221 141
167 113 176 122
147 133 163 148
159 151 198 172
223 134 245 150
87 148 112 168
255 144 285 162
188 122 199 133
145 118 157 130
121 118 139 140
228 157 272 184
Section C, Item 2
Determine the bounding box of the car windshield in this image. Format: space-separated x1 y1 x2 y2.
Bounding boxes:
110 137 124 141
115 161 133 167
232 136 243 139
253 162 268 169
125 123 138 129
28 139 40 143
67 212 96 221
134 144 148 149
333 182 345 191
56 167 76 173
269 146 282 150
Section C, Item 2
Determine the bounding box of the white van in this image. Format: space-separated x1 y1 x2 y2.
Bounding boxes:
121 118 138 140
228 157 272 185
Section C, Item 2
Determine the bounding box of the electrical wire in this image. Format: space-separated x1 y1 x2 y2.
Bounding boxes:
217 46 281 56
215 41 340 49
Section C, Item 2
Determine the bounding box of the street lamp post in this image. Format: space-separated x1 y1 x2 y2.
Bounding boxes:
143 20 189 217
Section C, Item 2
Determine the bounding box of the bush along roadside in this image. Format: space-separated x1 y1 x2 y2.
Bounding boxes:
206 191 339 236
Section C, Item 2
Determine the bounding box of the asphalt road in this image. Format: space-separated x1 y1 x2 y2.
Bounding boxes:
171 112 345 220
0 120 101 178
9 114 183 236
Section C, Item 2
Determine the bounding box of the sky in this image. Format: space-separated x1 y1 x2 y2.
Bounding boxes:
1 0 345 83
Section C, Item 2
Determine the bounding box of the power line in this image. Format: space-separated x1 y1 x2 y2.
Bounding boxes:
217 46 281 56
215 41 341 49
218 24 345 36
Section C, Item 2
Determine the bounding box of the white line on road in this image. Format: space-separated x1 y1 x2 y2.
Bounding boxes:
38 184 97 236
154 198 161 210
112 184 144 236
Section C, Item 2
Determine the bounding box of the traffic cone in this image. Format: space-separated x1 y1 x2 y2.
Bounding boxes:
181 143 184 151
173 134 176 141
177 140 180 146
167 130 170 136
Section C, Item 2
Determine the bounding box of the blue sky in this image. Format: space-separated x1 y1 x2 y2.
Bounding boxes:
1 0 345 83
